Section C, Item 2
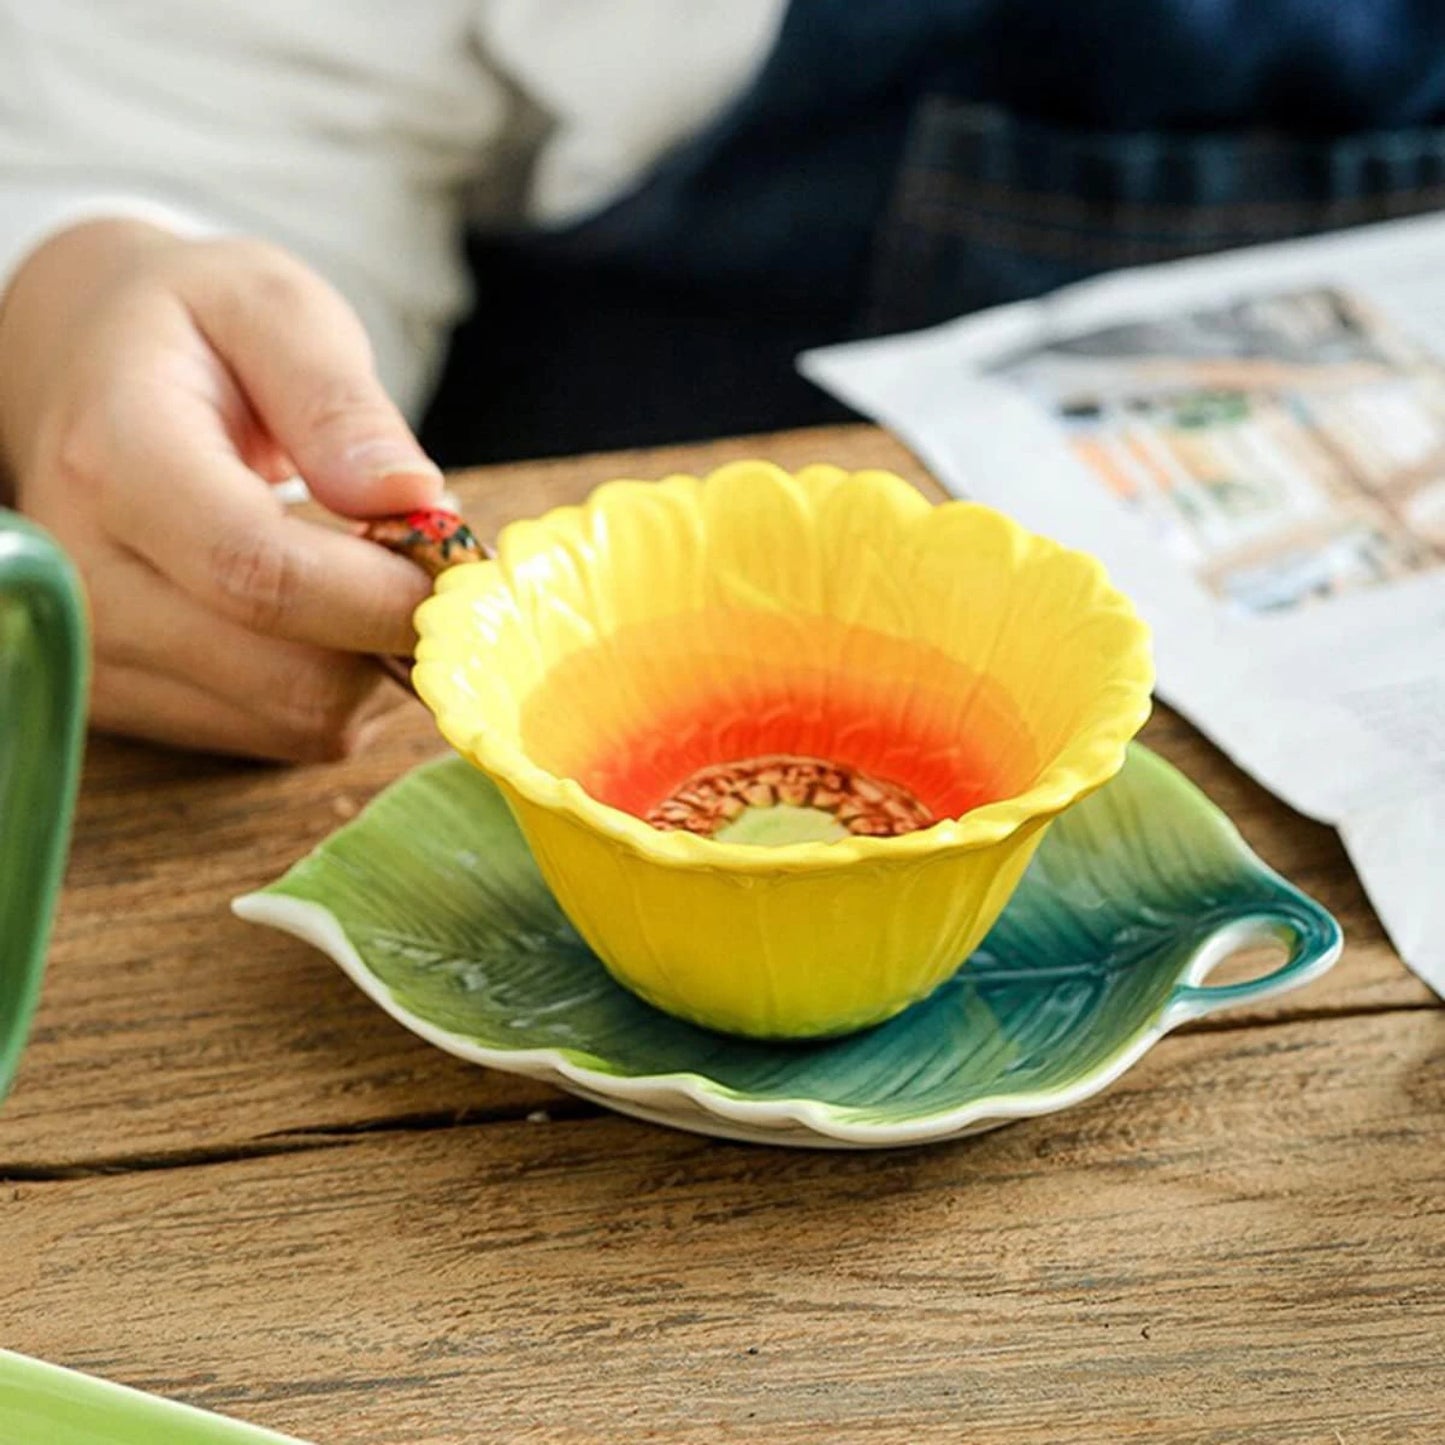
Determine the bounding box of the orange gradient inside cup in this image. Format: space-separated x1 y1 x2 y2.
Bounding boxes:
521 612 1039 828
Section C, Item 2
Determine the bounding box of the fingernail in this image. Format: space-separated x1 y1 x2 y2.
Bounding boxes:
344 439 444 485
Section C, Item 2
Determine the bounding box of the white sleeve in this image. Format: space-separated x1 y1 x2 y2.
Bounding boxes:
0 1 513 419
0 188 220 299
475 0 786 226
0 1 784 419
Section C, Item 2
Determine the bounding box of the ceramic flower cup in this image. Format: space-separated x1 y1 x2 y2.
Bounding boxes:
370 463 1153 1040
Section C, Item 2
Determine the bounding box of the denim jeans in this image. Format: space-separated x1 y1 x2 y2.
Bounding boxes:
866 99 1445 333
422 90 1445 465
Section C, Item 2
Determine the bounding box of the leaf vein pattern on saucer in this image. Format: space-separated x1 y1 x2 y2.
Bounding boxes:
251 746 1336 1128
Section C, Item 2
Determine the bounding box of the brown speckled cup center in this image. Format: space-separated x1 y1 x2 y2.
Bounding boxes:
646 754 936 840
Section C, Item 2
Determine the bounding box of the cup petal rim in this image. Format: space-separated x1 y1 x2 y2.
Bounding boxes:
414 465 1155 872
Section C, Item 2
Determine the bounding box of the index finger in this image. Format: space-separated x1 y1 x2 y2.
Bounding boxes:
101 396 436 655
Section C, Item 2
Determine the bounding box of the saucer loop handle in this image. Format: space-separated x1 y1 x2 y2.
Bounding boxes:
1166 893 1343 1024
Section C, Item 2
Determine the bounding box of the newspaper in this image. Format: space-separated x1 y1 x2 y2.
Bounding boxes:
800 213 1445 995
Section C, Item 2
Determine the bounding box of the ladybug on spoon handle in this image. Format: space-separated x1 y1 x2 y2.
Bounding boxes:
362 507 491 694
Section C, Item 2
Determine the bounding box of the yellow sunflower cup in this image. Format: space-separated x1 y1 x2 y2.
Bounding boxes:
409 462 1153 1040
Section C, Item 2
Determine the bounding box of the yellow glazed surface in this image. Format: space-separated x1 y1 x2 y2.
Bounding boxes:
413 462 1153 1038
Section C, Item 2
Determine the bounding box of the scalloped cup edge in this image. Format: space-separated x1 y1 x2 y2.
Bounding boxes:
413 468 1155 875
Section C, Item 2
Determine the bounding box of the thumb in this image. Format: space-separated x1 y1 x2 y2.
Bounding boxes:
191 244 443 518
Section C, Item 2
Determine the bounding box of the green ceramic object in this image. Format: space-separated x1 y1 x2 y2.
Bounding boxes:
236 745 1342 1148
0 511 87 1103
0 1351 311 1444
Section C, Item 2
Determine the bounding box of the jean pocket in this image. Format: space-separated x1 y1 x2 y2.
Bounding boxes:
864 99 1445 334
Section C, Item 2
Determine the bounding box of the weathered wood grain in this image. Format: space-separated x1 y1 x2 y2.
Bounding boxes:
0 425 1427 1177
2 424 1438 1445
7 1009 1444 1444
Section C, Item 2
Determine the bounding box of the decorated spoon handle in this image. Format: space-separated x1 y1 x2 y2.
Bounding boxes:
363 507 491 577
363 507 491 694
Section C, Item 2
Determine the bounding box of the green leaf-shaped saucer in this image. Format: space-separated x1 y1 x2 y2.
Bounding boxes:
234 747 1341 1148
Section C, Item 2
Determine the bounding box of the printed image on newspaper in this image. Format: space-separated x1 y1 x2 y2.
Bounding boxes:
801 213 1445 995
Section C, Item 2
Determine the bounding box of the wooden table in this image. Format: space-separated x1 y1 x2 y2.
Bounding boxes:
4 426 1442 1444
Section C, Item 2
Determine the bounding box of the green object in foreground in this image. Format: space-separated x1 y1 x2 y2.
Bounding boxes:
237 743 1343 1148
0 512 88 1104
0 1351 312 1444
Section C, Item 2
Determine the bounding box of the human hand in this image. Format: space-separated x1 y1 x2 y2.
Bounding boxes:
0 220 442 760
